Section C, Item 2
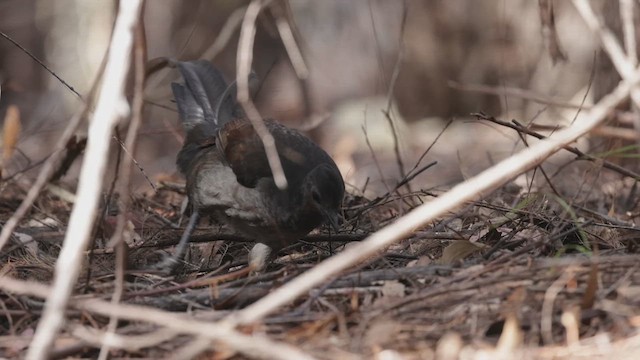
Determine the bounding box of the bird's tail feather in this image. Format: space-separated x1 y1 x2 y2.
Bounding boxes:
171 60 239 134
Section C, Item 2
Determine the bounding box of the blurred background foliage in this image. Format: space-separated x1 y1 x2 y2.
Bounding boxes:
0 0 625 197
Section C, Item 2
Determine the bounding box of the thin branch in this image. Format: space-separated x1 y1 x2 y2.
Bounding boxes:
382 1 409 191
620 0 637 66
619 0 640 147
270 0 308 79
541 269 575 344
170 337 214 360
475 113 640 180
538 0 567 63
202 6 247 61
361 121 391 194
236 0 288 189
97 15 148 360
409 119 452 177
0 276 316 360
368 0 389 91
112 135 156 191
572 0 640 109
75 326 178 352
449 81 592 110
26 1 144 358
145 6 247 93
0 31 83 100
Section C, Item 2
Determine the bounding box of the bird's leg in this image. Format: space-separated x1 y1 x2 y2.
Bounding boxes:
154 210 200 272
173 210 201 262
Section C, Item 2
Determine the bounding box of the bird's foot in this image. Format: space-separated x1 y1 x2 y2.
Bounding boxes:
248 243 274 274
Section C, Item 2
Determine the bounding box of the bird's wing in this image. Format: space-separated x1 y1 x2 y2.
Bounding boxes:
217 119 313 188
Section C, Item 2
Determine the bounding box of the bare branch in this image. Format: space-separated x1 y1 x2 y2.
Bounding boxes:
270 0 309 79
0 276 316 360
572 0 640 109
620 0 637 66
26 1 144 358
236 0 288 189
97 16 148 360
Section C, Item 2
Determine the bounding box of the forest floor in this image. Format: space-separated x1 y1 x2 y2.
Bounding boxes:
2 116 640 359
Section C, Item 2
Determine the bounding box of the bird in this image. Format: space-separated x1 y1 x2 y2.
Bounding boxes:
165 60 345 271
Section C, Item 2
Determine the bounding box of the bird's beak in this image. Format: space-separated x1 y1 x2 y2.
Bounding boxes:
322 208 341 233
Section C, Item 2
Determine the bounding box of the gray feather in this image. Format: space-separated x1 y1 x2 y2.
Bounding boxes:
171 82 205 131
172 60 239 130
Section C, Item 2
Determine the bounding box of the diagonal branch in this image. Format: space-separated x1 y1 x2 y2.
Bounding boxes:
572 0 640 109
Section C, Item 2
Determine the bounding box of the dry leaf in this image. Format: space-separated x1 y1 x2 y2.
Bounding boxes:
380 280 405 298
365 320 402 349
437 240 483 265
13 232 37 257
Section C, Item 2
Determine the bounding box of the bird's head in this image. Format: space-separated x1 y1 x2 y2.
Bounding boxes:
303 163 345 231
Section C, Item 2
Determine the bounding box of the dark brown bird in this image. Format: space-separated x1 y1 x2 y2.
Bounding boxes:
166 60 344 271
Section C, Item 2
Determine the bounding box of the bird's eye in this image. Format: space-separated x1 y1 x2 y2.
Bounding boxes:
312 191 321 203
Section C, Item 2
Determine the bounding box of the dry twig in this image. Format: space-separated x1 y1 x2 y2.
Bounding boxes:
97 16 148 360
573 0 640 109
270 0 308 79
26 1 144 358
236 0 288 189
0 276 315 360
